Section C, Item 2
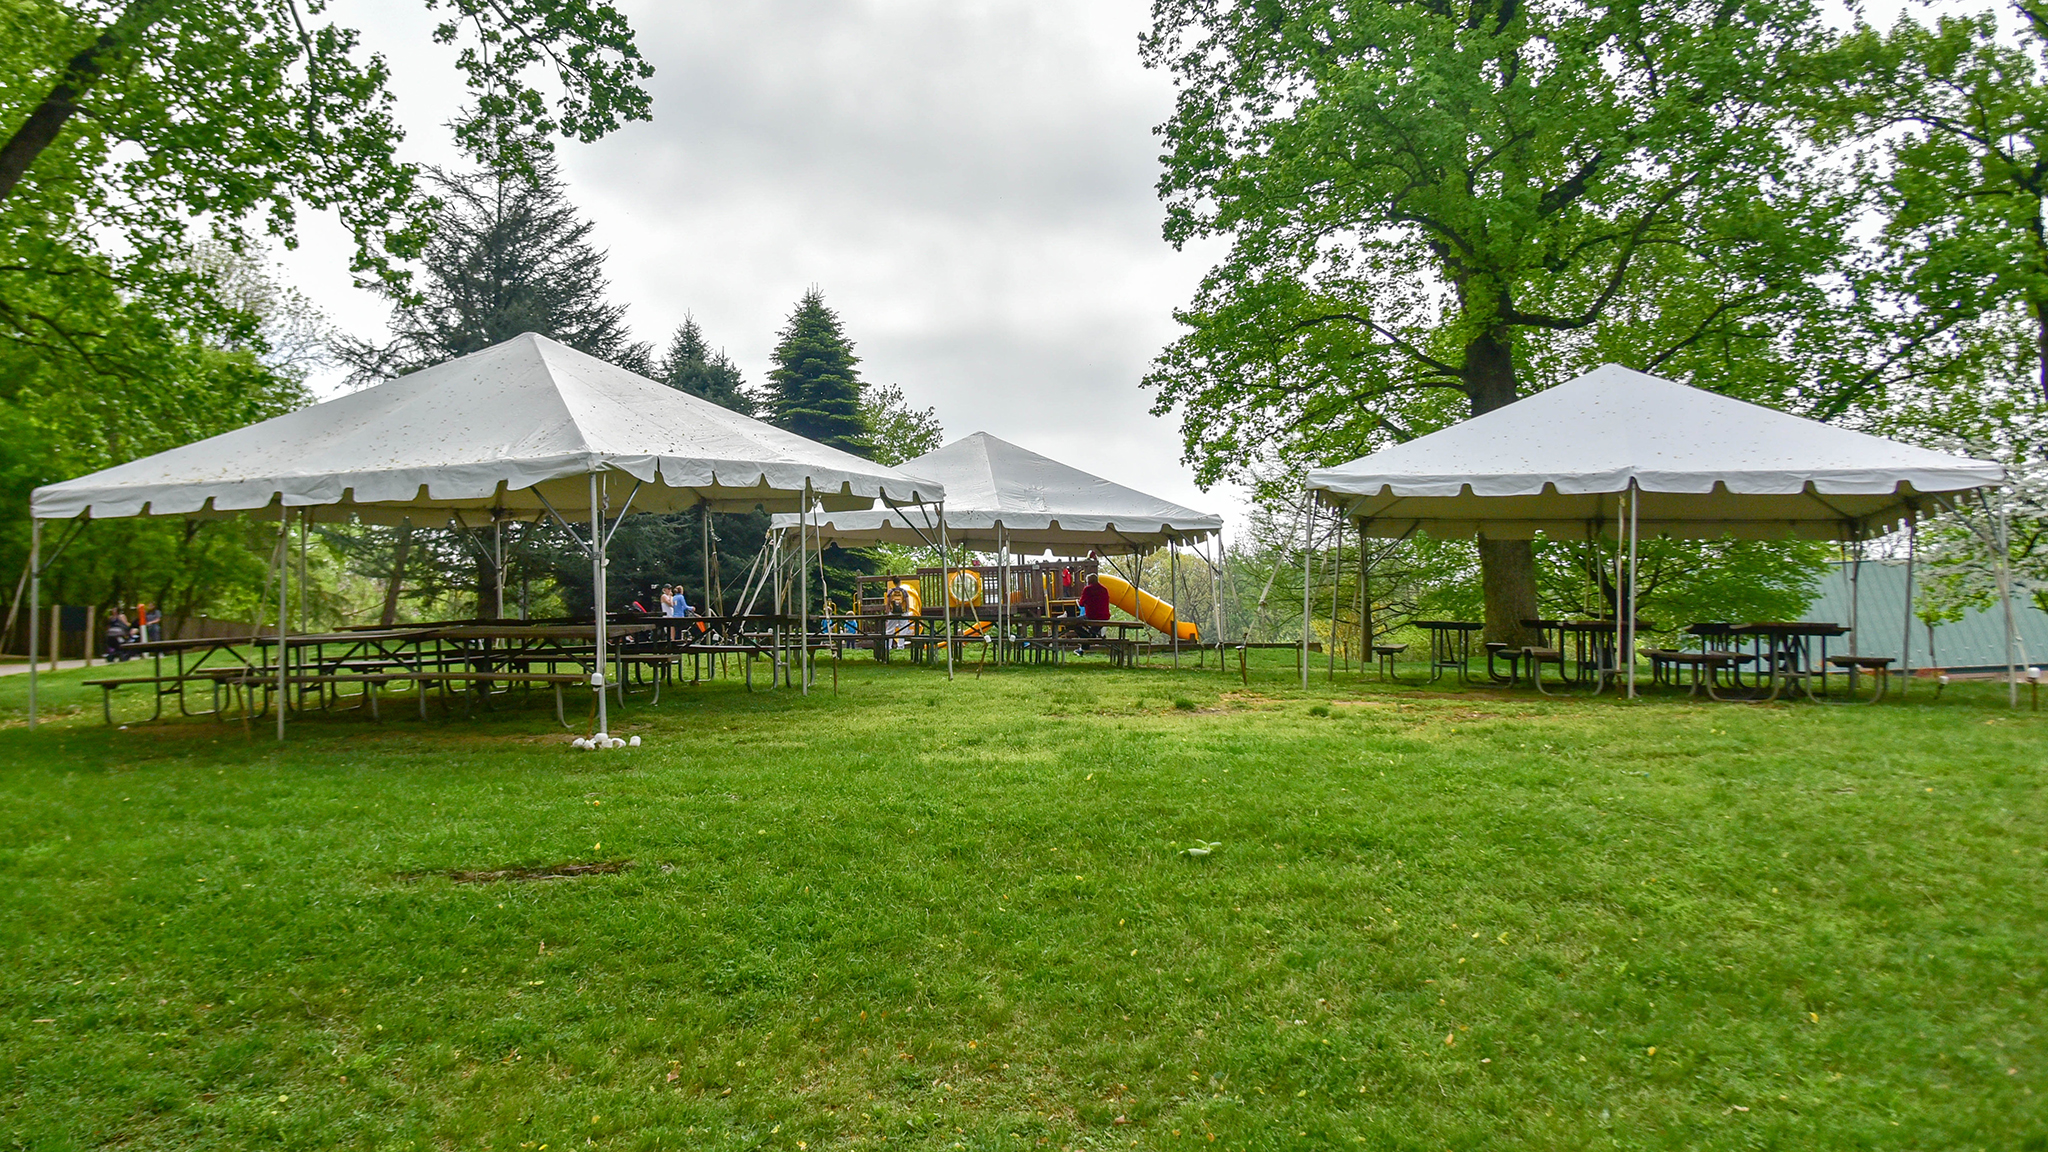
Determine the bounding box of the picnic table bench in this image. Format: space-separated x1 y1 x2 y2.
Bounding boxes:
228 669 592 725
90 668 591 727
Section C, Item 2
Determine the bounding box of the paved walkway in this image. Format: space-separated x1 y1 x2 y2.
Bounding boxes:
0 660 93 676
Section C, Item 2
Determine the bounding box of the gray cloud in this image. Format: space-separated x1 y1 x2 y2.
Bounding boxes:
281 0 1246 527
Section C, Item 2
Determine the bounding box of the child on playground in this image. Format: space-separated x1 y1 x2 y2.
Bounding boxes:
883 579 915 648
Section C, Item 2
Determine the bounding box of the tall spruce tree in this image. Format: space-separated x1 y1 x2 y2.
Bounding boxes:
340 155 652 380
766 289 880 605
657 315 756 415
767 289 872 458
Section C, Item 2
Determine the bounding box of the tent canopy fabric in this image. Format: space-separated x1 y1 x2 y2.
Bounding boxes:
773 431 1223 554
1306 364 2005 540
31 333 943 524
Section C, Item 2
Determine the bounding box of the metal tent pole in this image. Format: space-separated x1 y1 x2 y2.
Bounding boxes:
1133 544 1145 667
1357 519 1369 680
1997 498 2017 708
999 525 1009 666
771 526 783 688
1213 528 1225 673
1848 533 1862 656
1301 499 1314 691
939 503 954 680
1622 479 1638 696
277 501 290 741
1626 482 1639 700
1610 494 1623 692
299 510 310 631
702 505 712 622
591 472 610 735
1901 515 1917 696
801 481 811 696
27 519 38 729
1327 528 1341 682
1170 539 1181 670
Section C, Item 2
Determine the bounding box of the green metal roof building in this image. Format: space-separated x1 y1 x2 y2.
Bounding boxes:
1806 560 2048 672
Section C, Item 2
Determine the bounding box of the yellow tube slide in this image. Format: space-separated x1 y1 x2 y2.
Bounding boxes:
1096 574 1199 641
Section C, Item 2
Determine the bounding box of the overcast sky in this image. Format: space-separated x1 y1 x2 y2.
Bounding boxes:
276 0 1248 530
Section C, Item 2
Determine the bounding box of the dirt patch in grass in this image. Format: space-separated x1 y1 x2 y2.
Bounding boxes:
402 860 633 884
1217 691 1286 711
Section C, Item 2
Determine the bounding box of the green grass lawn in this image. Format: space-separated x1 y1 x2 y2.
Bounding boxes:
0 651 2042 1150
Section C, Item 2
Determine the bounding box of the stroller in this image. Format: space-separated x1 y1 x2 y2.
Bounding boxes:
104 613 134 662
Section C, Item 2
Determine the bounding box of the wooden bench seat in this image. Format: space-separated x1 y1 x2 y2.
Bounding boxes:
1520 646 1565 694
1643 648 1753 698
1372 643 1408 681
158 670 592 726
1826 655 1895 703
86 674 240 723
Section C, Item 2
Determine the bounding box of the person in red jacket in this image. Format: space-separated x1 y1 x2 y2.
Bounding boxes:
1077 572 1111 638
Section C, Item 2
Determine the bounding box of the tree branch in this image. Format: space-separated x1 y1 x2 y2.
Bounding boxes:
1279 310 1465 375
0 0 168 205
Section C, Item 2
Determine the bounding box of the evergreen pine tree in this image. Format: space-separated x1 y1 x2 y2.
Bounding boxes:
767 288 872 458
330 151 658 618
340 155 652 380
656 315 756 415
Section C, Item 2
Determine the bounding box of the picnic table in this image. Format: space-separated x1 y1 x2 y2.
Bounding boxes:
1732 622 1849 701
1022 617 1152 667
91 622 649 725
1522 619 1656 690
1413 621 1483 683
1667 622 1849 701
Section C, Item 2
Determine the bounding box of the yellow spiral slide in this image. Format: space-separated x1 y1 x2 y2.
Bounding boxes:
1095 574 1199 642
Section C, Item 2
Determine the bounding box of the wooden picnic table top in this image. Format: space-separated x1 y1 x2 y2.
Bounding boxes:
429 624 638 641
1523 619 1656 633
1731 621 1848 637
259 629 439 646
1033 618 1150 632
121 634 267 655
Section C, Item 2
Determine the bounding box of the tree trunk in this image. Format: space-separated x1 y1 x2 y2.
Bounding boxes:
0 1 168 204
475 551 499 620
2034 295 2048 406
1463 328 1541 647
1359 541 1373 650
380 523 412 627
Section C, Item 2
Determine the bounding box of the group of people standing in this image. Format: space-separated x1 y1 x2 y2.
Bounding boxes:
656 585 695 617
103 605 161 662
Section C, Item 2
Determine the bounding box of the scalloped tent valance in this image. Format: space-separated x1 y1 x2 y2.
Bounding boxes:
30 333 943 524
772 431 1222 555
1306 364 2004 541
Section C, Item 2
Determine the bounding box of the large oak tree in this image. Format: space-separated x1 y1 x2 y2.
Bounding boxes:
1142 0 1859 643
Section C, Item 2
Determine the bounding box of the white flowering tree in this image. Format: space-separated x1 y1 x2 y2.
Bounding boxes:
1914 402 2048 629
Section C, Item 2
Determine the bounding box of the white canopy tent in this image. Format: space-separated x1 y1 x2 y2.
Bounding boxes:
776 431 1223 553
1304 364 2011 697
26 333 944 733
771 431 1226 664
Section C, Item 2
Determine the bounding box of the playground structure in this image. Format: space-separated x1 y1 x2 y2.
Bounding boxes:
854 557 1201 644
856 558 1095 620
781 431 1222 666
